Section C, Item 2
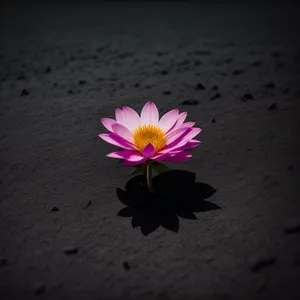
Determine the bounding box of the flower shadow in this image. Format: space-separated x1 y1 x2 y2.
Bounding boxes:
116 170 220 236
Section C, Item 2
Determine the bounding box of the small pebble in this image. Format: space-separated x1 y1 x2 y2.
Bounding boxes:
44 66 51 74
20 89 29 96
211 118 216 123
50 206 59 212
249 254 276 272
252 61 262 66
16 74 26 80
133 83 140 88
210 93 221 100
162 91 171 95
241 93 254 102
78 79 87 85
232 69 244 75
181 100 199 105
268 103 278 111
283 217 300 233
195 83 205 90
265 81 275 88
0 258 7 266
212 85 218 90
63 247 78 255
34 283 45 295
123 261 130 271
160 70 168 75
84 201 92 209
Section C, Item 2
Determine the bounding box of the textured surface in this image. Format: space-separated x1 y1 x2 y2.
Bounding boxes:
1 1 300 299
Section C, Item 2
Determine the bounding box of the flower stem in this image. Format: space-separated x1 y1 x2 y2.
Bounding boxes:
146 161 154 194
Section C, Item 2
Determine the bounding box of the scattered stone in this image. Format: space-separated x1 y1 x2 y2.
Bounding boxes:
156 51 167 57
160 70 168 75
20 89 29 96
177 60 189 66
283 217 300 233
123 261 130 271
249 254 276 272
211 118 216 123
84 201 92 209
224 58 233 63
33 283 45 295
162 91 171 95
133 83 140 88
50 206 59 212
232 69 244 75
145 85 152 89
96 46 106 53
241 93 254 102
195 72 201 76
181 100 199 105
16 74 26 80
63 246 78 255
44 66 51 74
210 93 221 100
252 61 262 66
53 82 58 87
194 50 211 55
194 60 201 66
212 85 218 90
265 81 275 88
68 89 74 94
268 103 278 111
78 79 87 85
0 258 7 266
196 82 205 90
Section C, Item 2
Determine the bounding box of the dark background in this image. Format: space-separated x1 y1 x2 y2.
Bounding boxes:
1 1 300 300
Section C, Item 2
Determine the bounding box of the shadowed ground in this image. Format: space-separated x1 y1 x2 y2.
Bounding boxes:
0 1 300 299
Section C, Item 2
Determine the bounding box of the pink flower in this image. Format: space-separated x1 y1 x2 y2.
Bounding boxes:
99 102 201 166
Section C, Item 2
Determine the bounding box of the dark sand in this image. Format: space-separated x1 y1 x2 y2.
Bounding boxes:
1 1 300 299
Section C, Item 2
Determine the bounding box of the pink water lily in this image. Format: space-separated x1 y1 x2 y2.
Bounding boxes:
99 101 201 166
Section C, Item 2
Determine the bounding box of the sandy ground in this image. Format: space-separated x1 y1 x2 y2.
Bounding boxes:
1 1 300 299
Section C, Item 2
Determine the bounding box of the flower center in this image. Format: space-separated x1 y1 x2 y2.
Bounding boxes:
132 125 167 153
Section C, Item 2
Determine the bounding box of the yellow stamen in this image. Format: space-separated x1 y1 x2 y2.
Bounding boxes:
132 125 166 154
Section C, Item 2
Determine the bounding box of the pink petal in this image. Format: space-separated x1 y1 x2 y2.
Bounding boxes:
176 140 201 151
107 150 138 159
178 127 202 143
180 122 195 128
100 118 117 132
165 152 192 162
122 106 141 131
141 101 159 125
151 153 169 162
123 157 147 166
167 112 187 133
115 108 125 125
158 109 179 132
160 128 193 154
98 133 135 150
166 127 192 144
111 123 133 143
142 143 156 158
